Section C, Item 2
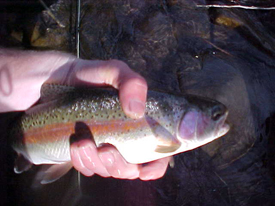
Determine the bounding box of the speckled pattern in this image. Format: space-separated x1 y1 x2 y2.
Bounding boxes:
11 86 227 164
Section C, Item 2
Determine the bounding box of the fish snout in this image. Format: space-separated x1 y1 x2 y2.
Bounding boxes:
209 103 230 138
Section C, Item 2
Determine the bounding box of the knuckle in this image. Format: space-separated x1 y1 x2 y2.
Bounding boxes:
107 59 127 69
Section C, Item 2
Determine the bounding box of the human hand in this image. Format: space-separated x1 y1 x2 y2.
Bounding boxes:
0 50 170 180
64 59 171 180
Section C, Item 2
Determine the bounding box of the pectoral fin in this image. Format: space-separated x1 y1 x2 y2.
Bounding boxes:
36 162 73 184
146 116 181 154
155 143 181 153
148 117 181 153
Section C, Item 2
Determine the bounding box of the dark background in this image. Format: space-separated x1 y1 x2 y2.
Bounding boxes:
1 0 275 205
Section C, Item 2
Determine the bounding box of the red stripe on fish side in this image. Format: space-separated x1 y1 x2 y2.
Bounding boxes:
85 118 149 136
23 122 75 144
23 119 149 144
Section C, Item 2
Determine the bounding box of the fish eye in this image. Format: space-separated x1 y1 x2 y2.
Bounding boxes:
211 104 226 121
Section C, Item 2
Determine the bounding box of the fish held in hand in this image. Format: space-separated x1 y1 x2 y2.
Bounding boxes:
10 85 229 183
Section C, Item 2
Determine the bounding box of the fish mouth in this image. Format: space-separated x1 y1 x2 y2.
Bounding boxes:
217 121 230 137
215 111 230 137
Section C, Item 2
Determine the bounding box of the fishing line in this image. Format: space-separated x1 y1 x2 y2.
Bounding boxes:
76 0 82 191
38 0 65 27
76 0 81 58
197 4 275 10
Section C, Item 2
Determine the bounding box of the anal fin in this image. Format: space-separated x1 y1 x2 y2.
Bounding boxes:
14 154 32 174
36 162 73 184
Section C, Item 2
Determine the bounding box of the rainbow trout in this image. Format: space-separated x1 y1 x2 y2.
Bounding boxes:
11 85 229 184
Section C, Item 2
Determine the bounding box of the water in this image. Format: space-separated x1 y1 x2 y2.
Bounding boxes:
1 0 275 205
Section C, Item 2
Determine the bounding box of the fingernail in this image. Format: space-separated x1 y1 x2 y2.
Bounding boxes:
128 99 145 118
99 151 115 167
143 173 155 180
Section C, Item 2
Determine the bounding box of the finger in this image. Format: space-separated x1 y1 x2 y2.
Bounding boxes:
139 157 171 181
70 139 110 177
67 59 148 119
70 142 94 176
118 76 147 119
98 145 140 179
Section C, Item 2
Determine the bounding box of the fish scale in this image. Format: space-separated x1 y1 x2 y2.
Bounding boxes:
11 85 229 183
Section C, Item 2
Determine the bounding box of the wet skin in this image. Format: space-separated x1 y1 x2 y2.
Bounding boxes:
0 50 170 180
